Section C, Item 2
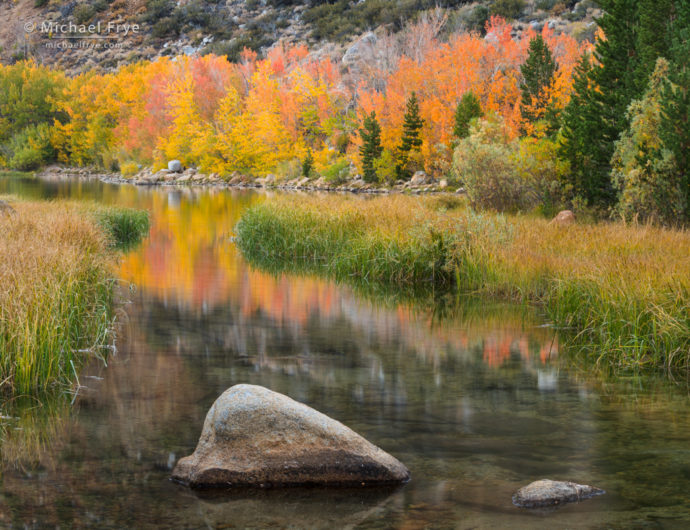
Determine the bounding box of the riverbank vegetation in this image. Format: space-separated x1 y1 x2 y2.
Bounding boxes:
236 195 690 372
2 2 688 225
0 15 585 186
0 197 149 394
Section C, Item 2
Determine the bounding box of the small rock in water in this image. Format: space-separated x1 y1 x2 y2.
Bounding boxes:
172 384 410 488
512 479 605 508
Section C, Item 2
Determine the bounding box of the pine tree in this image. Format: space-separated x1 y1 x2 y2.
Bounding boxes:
397 92 424 179
559 0 639 208
359 111 383 183
559 54 604 202
302 149 314 178
519 34 557 127
453 91 483 140
635 0 673 93
660 0 690 222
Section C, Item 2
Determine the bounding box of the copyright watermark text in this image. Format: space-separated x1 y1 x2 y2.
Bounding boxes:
24 21 140 37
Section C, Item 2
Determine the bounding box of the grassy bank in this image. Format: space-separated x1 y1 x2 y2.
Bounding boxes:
0 197 149 394
235 195 690 372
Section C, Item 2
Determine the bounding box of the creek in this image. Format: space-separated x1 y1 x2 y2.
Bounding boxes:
0 173 689 528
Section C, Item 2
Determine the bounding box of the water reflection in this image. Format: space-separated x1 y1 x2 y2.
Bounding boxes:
0 173 689 528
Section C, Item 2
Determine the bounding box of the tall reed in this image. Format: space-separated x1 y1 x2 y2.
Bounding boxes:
236 195 690 372
0 198 149 394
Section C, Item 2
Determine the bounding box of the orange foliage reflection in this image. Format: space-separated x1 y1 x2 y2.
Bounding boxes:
117 190 558 370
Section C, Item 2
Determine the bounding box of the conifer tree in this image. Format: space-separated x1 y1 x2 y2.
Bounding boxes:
559 54 603 201
612 59 682 225
559 0 639 208
453 91 483 140
359 111 383 183
519 35 557 127
660 0 690 222
302 149 314 178
397 92 424 179
635 0 673 93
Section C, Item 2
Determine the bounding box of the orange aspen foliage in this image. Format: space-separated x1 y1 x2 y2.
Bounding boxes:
25 18 590 178
356 17 590 174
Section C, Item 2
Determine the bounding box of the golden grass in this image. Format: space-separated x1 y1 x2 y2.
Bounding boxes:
0 198 147 394
236 194 690 372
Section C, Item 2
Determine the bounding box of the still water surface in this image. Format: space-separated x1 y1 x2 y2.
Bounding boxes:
1 174 689 528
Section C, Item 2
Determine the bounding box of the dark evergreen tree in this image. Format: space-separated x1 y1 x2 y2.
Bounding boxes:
453 91 483 140
559 0 639 208
396 91 424 179
301 149 314 178
359 111 383 183
635 0 673 93
559 54 605 202
519 34 557 127
660 0 690 221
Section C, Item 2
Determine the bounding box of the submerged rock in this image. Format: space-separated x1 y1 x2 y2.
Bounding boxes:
172 384 410 488
512 479 605 508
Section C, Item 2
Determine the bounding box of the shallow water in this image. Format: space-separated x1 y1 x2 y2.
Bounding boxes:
1 173 689 529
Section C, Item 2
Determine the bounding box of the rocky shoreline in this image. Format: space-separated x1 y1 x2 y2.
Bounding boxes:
37 165 462 195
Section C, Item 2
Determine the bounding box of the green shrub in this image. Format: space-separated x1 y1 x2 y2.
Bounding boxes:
571 21 598 42
304 0 468 42
8 123 56 171
490 0 526 19
452 4 490 33
92 0 109 13
322 158 350 185
374 149 397 184
335 132 350 154
9 149 43 171
152 15 181 38
453 118 526 212
454 118 567 214
144 0 174 22
73 4 96 25
203 31 271 62
536 0 559 10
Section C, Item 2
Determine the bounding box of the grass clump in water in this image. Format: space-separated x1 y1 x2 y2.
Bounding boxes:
0 197 149 395
92 206 151 250
235 194 690 373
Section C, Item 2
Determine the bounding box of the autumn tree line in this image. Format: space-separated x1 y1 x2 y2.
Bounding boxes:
0 1 688 224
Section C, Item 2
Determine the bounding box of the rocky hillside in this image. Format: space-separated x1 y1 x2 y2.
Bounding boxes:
1 0 600 73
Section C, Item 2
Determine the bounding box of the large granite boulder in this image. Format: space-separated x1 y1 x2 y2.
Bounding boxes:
172 384 410 488
168 160 182 173
512 479 605 508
